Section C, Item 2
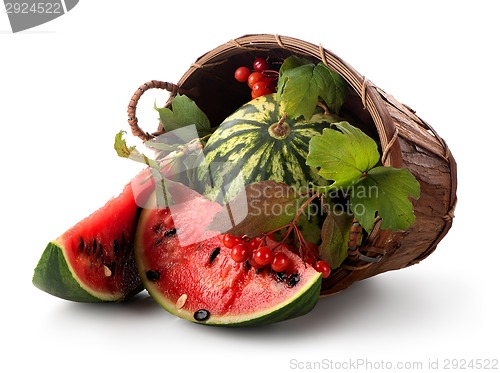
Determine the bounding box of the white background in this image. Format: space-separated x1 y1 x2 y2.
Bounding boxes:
1 1 498 372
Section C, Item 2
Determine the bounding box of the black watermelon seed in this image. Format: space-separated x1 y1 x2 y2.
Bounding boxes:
92 238 97 254
287 273 301 288
164 228 177 237
274 271 287 282
113 239 120 255
194 309 210 322
244 260 252 271
209 247 221 264
146 270 160 281
78 237 85 253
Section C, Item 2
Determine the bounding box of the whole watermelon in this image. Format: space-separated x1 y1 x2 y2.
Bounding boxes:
194 94 341 203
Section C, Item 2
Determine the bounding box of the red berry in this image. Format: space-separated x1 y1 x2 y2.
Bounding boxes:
314 260 331 278
271 252 290 273
254 246 273 266
223 234 242 249
247 71 268 88
248 252 265 269
253 57 269 72
231 244 249 262
234 66 251 82
252 81 273 98
246 237 262 251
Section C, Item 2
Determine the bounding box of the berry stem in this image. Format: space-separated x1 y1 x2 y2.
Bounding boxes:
293 224 308 261
263 191 321 258
292 192 320 226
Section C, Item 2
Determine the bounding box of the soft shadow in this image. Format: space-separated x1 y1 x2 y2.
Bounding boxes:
0 30 57 34
188 279 381 340
43 290 169 328
42 279 381 340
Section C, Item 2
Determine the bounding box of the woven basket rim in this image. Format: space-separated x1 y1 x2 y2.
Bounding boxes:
177 33 404 168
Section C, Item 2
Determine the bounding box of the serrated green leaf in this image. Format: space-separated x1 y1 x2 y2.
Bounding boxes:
350 166 420 232
313 63 349 114
276 63 319 120
318 211 353 270
306 122 380 188
156 94 211 137
277 58 349 119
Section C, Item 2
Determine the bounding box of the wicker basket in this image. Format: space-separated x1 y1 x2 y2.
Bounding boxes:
126 34 457 296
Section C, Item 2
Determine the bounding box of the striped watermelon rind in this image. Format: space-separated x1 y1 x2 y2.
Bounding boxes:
194 94 342 203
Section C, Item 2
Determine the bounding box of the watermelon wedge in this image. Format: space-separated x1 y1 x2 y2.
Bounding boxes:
32 169 155 302
134 182 322 326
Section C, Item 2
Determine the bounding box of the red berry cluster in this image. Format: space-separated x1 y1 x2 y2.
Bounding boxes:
222 233 331 278
233 57 279 99
223 234 289 272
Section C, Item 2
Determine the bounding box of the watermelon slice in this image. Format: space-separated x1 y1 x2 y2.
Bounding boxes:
135 182 322 326
32 169 156 302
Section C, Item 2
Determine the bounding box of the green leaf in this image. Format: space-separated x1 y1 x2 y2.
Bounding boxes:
350 166 420 232
318 211 353 270
279 55 313 76
206 181 302 237
114 131 159 168
276 63 319 120
276 58 349 119
156 95 211 137
314 63 349 114
306 122 380 189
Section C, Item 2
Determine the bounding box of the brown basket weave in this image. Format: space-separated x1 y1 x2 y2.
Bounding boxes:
126 34 457 296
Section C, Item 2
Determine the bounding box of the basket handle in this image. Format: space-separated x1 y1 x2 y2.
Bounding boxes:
127 80 190 141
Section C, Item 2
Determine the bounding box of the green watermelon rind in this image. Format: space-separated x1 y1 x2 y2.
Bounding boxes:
32 241 142 302
137 237 322 327
33 242 102 302
143 269 322 327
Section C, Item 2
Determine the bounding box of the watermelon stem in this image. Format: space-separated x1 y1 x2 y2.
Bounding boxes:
268 113 290 140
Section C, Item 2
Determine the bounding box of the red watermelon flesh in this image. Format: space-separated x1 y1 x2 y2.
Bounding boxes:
33 168 156 302
135 182 322 325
